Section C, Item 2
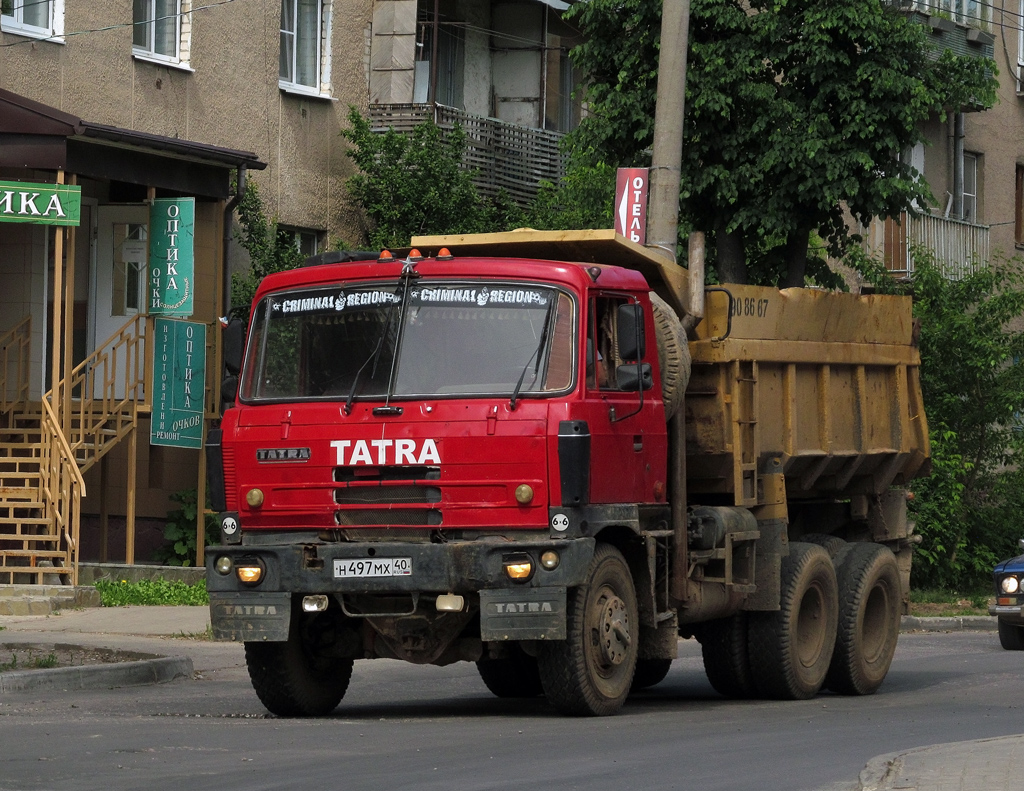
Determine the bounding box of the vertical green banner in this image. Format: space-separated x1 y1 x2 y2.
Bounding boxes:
149 197 195 317
152 319 207 449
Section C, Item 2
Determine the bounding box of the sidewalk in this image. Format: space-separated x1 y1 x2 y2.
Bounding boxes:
859 735 1024 791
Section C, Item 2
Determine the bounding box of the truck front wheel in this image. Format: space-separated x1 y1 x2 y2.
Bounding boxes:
747 542 838 700
244 611 354 717
476 645 544 698
697 613 756 698
538 544 638 716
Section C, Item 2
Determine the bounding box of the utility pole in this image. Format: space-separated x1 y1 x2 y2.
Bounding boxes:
646 0 691 264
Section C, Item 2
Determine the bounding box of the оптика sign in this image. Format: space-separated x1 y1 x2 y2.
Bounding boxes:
0 180 81 226
149 197 195 317
151 318 206 450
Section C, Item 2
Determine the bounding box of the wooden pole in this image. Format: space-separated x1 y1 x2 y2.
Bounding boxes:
125 425 137 564
100 454 109 562
50 171 65 425
63 174 77 440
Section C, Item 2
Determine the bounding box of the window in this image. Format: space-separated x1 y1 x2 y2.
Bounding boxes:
1018 0 1024 93
280 0 332 96
1015 165 1024 246
1 0 62 40
962 152 978 223
133 0 191 68
281 227 322 258
112 223 147 317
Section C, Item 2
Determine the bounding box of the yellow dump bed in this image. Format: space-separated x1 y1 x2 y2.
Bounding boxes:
687 284 930 505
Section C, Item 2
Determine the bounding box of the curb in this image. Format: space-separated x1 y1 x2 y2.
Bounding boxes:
859 749 905 791
900 615 997 632
0 655 194 693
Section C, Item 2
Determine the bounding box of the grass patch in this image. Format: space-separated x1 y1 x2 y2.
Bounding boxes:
0 650 58 671
909 588 992 617
94 579 209 607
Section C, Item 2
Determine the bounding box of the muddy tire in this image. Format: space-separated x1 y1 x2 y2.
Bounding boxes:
802 533 846 560
476 645 544 698
998 619 1024 651
825 543 902 695
244 611 353 716
650 292 690 421
538 544 638 716
747 542 838 700
630 658 673 691
697 613 757 698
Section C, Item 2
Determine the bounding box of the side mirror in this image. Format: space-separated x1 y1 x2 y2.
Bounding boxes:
615 363 653 392
223 319 244 376
616 304 645 361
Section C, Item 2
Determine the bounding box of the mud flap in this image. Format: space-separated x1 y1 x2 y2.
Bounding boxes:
479 587 567 641
209 592 292 642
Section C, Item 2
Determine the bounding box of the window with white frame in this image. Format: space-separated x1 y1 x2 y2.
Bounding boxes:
133 0 191 67
1 0 63 40
280 0 332 96
962 152 979 223
1018 0 1024 93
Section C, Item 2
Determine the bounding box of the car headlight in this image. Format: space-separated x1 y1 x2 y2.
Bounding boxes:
1001 576 1020 594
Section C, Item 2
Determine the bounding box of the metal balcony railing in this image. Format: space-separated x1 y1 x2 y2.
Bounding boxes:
878 212 989 279
368 103 567 206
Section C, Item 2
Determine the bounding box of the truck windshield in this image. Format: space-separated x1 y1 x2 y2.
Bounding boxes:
239 282 575 402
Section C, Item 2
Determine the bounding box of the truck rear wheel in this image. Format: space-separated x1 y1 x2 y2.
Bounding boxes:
244 612 353 716
650 292 690 421
476 645 544 698
825 542 901 695
747 542 838 700
802 533 846 559
697 613 757 698
998 619 1024 650
538 543 638 716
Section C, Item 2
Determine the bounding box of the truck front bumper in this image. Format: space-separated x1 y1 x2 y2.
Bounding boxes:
206 536 596 643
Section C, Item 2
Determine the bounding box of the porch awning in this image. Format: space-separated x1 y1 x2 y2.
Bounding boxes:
0 88 266 199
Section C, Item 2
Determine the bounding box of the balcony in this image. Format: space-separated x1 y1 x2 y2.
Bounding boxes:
868 212 989 279
368 104 568 206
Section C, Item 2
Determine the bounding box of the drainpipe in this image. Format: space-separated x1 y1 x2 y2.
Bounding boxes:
222 165 247 319
952 112 965 221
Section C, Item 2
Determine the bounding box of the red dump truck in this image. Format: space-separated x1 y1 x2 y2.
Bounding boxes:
205 229 929 716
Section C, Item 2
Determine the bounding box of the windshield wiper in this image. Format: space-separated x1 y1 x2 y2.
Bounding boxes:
510 300 556 411
343 283 404 415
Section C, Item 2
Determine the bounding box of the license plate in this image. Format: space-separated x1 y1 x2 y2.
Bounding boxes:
333 557 413 578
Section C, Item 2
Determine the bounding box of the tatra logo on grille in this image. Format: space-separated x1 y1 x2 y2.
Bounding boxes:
257 447 311 462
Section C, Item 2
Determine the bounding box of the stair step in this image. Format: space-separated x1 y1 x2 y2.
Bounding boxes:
0 584 100 614
0 487 40 499
0 517 51 526
0 534 61 543
0 550 67 558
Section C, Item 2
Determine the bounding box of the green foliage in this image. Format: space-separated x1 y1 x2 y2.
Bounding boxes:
528 161 616 231
151 488 219 567
342 108 526 248
908 255 1024 589
94 578 210 607
231 180 305 323
566 0 998 285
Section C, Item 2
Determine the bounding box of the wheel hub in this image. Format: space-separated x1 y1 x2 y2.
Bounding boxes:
597 594 631 666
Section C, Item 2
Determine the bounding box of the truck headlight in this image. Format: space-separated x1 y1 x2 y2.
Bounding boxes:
1001 576 1020 594
236 559 265 585
503 553 534 582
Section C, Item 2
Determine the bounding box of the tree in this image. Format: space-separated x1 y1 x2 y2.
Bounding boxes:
567 0 997 286
342 108 524 249
905 256 1024 589
231 180 305 323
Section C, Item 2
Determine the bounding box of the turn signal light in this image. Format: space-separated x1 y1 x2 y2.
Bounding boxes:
504 554 533 581
236 565 263 585
378 249 394 262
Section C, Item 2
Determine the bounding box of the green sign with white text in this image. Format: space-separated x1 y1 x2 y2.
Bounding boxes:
151 319 206 450
0 180 81 226
149 198 195 317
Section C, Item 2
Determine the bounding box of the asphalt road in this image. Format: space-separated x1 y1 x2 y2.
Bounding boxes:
0 630 1020 791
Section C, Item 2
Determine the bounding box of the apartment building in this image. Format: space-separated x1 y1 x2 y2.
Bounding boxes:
0 0 580 580
866 0 1024 277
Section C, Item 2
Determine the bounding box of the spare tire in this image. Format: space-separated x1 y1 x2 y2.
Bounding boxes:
650 292 690 421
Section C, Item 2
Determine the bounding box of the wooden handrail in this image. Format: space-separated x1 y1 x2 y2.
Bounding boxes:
39 395 85 586
0 315 31 415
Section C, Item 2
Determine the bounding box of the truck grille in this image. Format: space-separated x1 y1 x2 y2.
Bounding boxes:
334 509 442 526
334 485 441 505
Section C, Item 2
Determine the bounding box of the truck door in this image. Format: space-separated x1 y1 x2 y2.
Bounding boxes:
582 294 658 504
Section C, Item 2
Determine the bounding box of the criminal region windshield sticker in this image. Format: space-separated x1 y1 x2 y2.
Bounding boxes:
269 285 550 316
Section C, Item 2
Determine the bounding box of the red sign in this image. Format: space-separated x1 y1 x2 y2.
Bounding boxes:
615 168 649 244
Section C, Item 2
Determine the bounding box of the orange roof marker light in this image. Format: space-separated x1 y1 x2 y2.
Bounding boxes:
437 247 454 260
378 249 394 263
407 248 424 262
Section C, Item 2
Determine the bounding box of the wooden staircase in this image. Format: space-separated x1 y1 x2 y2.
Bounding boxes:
0 315 145 585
